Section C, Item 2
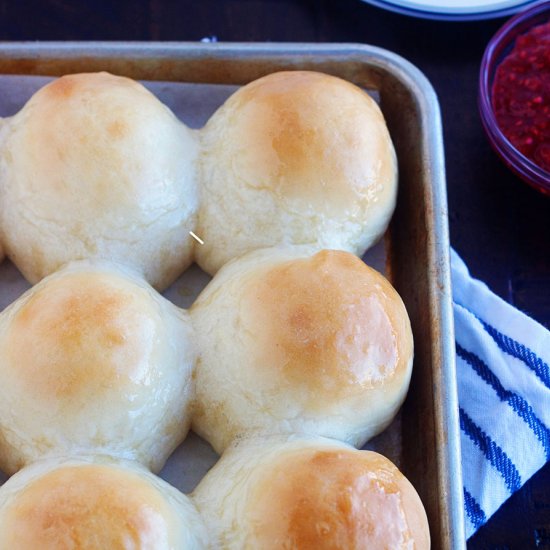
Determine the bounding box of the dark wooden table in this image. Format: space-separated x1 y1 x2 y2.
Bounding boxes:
0 0 548 547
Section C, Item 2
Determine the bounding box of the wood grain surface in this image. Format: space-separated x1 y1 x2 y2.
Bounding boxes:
0 0 548 548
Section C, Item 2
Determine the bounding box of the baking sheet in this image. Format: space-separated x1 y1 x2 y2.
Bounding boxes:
0 44 465 548
0 75 393 494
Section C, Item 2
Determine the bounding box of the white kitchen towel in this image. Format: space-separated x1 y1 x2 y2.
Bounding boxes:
451 249 550 538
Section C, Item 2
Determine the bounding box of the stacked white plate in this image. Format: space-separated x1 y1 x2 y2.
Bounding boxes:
360 0 544 20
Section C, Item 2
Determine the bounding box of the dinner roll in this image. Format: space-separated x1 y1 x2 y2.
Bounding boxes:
0 72 198 290
193 435 430 549
0 456 209 549
190 247 413 454
0 260 196 475
195 70 397 274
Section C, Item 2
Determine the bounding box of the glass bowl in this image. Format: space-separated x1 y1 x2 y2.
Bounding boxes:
479 1 550 195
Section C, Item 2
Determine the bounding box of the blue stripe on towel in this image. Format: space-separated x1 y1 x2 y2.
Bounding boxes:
457 343 550 460
479 320 550 390
459 407 521 493
454 301 550 389
464 487 487 530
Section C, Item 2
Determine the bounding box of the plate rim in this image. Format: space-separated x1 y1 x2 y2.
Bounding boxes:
359 0 543 20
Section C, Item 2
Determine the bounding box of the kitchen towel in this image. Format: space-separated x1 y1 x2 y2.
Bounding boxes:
451 248 550 538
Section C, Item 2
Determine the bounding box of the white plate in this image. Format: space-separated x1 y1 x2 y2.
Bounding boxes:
360 0 544 20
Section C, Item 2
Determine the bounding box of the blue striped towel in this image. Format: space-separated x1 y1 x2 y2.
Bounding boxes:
451 249 550 538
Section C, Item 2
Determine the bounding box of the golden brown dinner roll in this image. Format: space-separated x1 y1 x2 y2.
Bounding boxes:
0 72 198 290
0 260 196 475
195 70 398 274
190 246 413 454
193 435 430 549
0 456 210 549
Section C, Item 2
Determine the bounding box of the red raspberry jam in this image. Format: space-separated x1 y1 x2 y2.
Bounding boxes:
491 19 550 173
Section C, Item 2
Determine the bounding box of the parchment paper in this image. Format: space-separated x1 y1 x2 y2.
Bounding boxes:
0 75 399 492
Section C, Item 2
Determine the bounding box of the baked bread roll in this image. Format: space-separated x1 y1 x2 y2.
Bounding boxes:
193 435 430 549
0 72 198 290
0 456 210 549
190 247 413 454
0 260 196 475
195 70 397 274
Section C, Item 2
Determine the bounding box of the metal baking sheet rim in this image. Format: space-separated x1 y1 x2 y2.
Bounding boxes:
0 41 465 549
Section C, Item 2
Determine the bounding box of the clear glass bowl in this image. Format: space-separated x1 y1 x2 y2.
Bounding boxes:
479 1 550 195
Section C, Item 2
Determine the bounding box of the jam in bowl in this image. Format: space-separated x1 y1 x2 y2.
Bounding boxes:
479 2 550 195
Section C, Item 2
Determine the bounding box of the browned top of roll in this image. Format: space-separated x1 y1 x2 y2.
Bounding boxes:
204 70 396 215
0 465 175 548
248 448 430 549
240 250 413 407
3 270 160 406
